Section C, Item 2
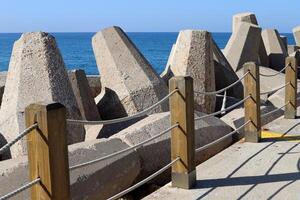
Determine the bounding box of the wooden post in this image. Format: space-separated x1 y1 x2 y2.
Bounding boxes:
285 56 298 119
169 76 196 189
25 102 70 200
244 62 261 143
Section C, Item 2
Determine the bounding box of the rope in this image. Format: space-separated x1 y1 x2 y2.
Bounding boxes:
0 124 38 155
67 89 178 125
261 102 288 118
69 124 179 171
260 83 289 95
259 65 288 77
195 120 251 153
107 157 180 200
0 178 40 200
220 91 227 115
194 96 250 121
195 72 249 95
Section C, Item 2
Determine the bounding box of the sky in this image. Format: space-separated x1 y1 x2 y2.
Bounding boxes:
0 0 299 33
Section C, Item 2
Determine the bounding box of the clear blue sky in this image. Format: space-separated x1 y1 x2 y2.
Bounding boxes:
1 0 299 33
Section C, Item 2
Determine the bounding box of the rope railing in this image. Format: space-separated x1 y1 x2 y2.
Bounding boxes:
67 89 178 125
0 178 40 200
195 120 251 153
69 124 179 171
194 96 250 121
194 72 249 95
0 123 38 155
261 102 289 118
259 65 288 77
260 83 289 96
107 157 180 200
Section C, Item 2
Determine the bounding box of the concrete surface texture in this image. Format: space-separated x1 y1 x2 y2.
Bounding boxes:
231 12 269 67
92 26 169 119
0 138 141 200
0 111 234 200
293 26 300 46
288 45 300 55
86 75 101 98
0 72 6 107
112 111 232 182
232 12 258 33
220 103 284 137
169 30 216 113
160 43 176 85
0 32 85 159
143 141 300 200
68 69 101 121
212 39 244 99
236 66 285 98
280 35 288 51
262 29 288 71
224 22 262 71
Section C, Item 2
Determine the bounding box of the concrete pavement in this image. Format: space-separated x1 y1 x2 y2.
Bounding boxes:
143 139 300 200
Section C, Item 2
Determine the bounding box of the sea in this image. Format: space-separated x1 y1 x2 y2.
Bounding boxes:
0 32 296 75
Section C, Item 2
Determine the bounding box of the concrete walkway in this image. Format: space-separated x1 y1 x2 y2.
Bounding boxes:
143 137 300 200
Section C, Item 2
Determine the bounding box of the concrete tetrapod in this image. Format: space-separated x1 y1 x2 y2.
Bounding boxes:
224 22 262 71
0 32 85 159
168 30 216 113
92 26 169 119
262 29 288 71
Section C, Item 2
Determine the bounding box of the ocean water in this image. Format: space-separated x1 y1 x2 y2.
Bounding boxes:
0 32 296 75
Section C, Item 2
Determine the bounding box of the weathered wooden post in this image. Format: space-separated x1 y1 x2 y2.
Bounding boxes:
169 76 196 189
25 102 70 200
244 62 261 143
285 56 298 119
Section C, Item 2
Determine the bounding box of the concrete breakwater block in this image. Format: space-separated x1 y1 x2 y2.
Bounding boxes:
0 71 102 107
280 35 288 51
262 29 288 71
161 37 243 100
68 69 101 121
212 39 244 99
92 27 168 119
92 26 168 119
224 22 262 71
232 12 269 67
221 104 284 138
288 45 300 55
0 32 85 159
232 12 258 33
86 75 101 98
112 111 232 183
160 44 176 85
293 26 300 46
0 72 6 108
169 30 216 113
236 66 285 101
0 138 141 200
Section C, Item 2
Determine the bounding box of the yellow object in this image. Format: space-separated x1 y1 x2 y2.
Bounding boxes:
261 130 300 142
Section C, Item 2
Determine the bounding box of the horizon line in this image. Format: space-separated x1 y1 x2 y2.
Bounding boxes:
0 31 294 34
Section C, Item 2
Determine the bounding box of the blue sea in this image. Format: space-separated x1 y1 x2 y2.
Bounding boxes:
0 32 296 75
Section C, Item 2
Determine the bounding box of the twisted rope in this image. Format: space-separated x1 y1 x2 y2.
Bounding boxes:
0 178 40 200
195 120 251 153
67 89 178 125
69 124 179 171
260 83 289 95
107 157 180 200
194 96 250 121
261 102 288 118
0 124 38 155
259 65 288 77
195 72 248 95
